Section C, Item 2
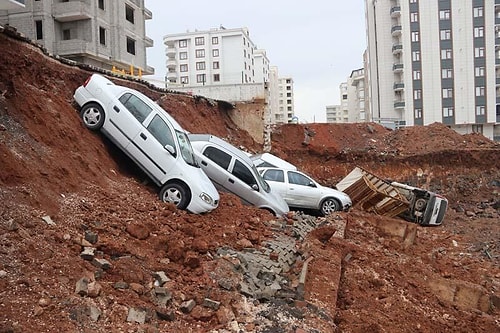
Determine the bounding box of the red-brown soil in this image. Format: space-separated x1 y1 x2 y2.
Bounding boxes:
0 29 499 332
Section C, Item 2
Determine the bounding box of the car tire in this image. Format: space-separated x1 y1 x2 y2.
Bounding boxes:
80 103 105 131
159 182 191 210
320 197 340 216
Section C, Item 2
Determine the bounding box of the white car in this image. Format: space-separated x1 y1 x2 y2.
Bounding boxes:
73 74 219 214
189 134 289 216
259 167 352 216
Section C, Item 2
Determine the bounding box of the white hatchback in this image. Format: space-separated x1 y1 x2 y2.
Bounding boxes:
259 167 352 216
73 74 219 214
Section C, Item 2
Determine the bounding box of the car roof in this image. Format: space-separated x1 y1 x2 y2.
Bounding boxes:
92 74 185 132
250 153 297 170
188 134 254 167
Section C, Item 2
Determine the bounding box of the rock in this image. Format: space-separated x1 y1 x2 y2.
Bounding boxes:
88 281 102 297
38 298 51 307
89 305 101 322
75 277 89 296
84 231 98 244
154 271 170 286
0 270 7 278
156 308 175 321
127 308 146 324
126 222 150 240
80 247 96 261
91 258 111 270
236 238 253 248
113 281 129 290
41 215 55 226
130 282 145 295
203 298 221 310
184 252 201 269
6 219 18 231
180 299 196 313
216 306 236 325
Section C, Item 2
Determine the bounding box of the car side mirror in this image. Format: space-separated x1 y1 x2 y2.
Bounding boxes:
308 181 316 188
251 184 259 191
164 144 176 156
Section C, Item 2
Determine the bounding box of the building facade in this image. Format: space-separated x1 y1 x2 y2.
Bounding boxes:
365 0 499 139
0 0 154 75
0 0 25 10
164 27 266 88
326 105 342 123
277 77 295 123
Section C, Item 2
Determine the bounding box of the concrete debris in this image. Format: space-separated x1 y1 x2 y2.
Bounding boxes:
75 277 89 296
180 299 196 313
41 215 55 226
127 307 146 324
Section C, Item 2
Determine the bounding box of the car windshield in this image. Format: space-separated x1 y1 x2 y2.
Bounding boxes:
175 130 198 167
252 165 270 193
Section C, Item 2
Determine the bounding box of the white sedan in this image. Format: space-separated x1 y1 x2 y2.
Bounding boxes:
258 167 352 216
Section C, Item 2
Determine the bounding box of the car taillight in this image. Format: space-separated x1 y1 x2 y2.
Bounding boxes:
83 76 91 87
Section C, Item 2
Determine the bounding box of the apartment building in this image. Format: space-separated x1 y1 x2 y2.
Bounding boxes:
0 0 154 74
277 77 295 123
365 0 499 140
164 27 265 87
326 105 342 123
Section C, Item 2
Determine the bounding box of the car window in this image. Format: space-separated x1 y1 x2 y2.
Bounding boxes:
147 115 176 152
203 146 231 170
263 169 284 183
176 131 197 167
119 93 152 123
232 159 257 188
288 171 313 186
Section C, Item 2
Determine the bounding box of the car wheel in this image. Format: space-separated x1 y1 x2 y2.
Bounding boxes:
320 198 340 216
80 103 105 130
159 182 191 210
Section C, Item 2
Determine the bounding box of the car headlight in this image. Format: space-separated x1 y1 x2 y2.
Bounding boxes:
199 192 214 205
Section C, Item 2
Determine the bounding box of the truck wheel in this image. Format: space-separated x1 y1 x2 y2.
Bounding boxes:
414 198 427 211
320 198 340 216
80 103 105 130
159 182 191 210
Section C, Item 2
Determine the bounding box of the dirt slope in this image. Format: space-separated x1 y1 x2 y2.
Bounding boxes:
0 29 499 333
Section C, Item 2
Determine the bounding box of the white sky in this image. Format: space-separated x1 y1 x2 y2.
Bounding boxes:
144 0 367 123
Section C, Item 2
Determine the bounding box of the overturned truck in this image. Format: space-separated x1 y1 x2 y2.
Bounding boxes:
336 167 448 226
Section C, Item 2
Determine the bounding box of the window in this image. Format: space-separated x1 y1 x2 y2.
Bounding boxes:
119 93 152 123
288 172 313 187
147 115 176 150
180 76 188 84
441 49 452 59
196 62 205 70
126 37 136 55
180 64 188 72
439 10 450 20
179 52 187 60
472 124 483 134
212 36 218 44
442 68 453 79
179 39 187 48
413 70 421 80
203 147 231 170
475 47 485 58
415 108 422 119
99 27 106 45
213 74 220 82
125 4 134 24
414 89 422 100
195 37 204 46
440 29 451 40
410 12 419 22
212 49 219 57
473 7 483 18
474 27 484 38
213 61 219 69
98 0 104 10
195 49 205 58
475 86 485 97
442 88 453 98
412 51 420 61
62 29 71 40
476 106 485 115
262 169 284 183
410 0 417 3
232 160 257 188
196 74 206 83
35 20 43 40
411 31 419 42
475 66 485 77
443 107 454 117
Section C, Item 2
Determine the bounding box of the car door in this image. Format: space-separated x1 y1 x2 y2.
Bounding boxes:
227 159 263 206
261 169 287 198
198 146 232 189
104 92 146 149
285 170 320 208
127 113 178 184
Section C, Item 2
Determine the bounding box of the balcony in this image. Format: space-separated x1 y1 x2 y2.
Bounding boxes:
144 36 153 48
166 71 178 80
391 25 402 36
1 0 25 10
390 6 401 17
166 48 176 56
393 82 405 91
392 44 403 54
497 58 500 66
393 63 404 72
166 59 177 69
55 39 91 56
52 1 92 22
394 101 405 109
496 37 500 45
144 7 152 20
